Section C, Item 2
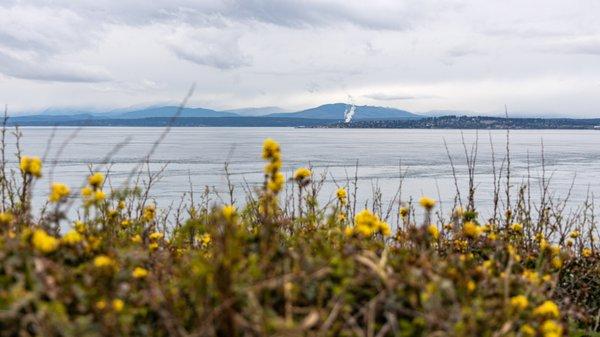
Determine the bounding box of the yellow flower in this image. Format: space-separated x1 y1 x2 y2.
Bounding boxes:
418 196 436 210
344 226 354 237
482 259 493 268
453 239 468 252
262 138 281 160
132 267 149 278
569 230 580 239
336 187 347 205
121 219 131 227
93 190 105 202
131 234 142 244
87 236 102 251
81 187 92 197
540 320 563 337
510 295 529 311
549 244 561 256
49 182 70 203
510 223 523 233
520 324 536 337
96 300 107 310
221 205 236 221
507 244 521 262
93 255 116 269
354 209 379 236
293 167 311 182
582 248 592 258
74 220 86 233
117 200 126 209
88 172 104 188
0 212 13 226
462 221 482 239
31 229 59 254
62 229 82 245
535 232 545 241
199 233 211 246
466 280 476 293
19 155 42 177
551 256 563 269
143 204 156 222
149 242 159 251
533 300 560 318
378 221 391 236
264 161 282 175
399 207 409 218
112 299 124 312
352 224 369 237
522 270 541 285
267 172 285 193
427 224 440 240
149 231 164 241
540 238 550 251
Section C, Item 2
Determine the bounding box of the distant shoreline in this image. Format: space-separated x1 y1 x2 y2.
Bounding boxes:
7 115 600 129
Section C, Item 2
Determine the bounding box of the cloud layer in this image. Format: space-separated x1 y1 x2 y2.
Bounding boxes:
1 1 600 116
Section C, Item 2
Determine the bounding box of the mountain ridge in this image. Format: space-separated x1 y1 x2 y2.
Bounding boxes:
11 103 423 121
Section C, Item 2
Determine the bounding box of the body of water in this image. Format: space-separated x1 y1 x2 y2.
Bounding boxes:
6 127 600 220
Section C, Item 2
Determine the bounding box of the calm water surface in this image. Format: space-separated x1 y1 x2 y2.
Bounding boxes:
8 127 600 220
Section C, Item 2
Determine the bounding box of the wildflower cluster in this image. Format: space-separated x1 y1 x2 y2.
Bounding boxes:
260 138 284 218
345 208 391 237
82 172 106 205
262 138 284 193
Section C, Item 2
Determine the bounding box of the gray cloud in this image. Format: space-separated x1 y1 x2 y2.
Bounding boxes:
545 38 600 55
167 26 251 69
446 45 485 58
0 5 95 54
0 0 458 30
172 46 251 69
364 93 438 101
0 51 110 82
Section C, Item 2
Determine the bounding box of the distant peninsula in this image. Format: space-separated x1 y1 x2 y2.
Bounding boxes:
319 115 600 129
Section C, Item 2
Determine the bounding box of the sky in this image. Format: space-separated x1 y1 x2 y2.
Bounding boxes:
1 1 600 116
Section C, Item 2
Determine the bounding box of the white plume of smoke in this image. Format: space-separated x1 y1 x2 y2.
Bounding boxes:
343 95 356 123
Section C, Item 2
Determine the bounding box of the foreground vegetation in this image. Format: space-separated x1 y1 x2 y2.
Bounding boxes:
0 131 599 337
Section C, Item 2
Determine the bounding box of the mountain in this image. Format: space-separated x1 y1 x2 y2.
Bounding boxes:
17 106 238 118
117 106 238 119
7 117 336 127
224 106 287 117
14 107 105 117
9 114 106 123
267 103 421 120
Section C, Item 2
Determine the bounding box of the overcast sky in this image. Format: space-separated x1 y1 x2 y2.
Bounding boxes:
1 1 600 116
